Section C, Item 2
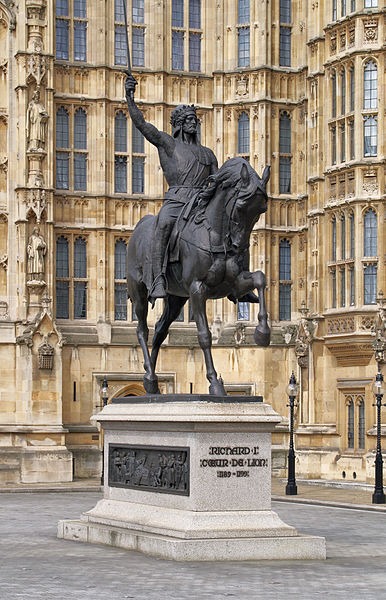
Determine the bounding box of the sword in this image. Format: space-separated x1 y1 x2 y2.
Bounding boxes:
122 0 134 99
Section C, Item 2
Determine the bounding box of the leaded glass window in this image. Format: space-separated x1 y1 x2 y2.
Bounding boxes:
363 61 377 110
238 26 250 67
363 209 377 256
115 239 128 320
364 264 377 305
237 112 250 155
279 239 291 321
363 116 377 157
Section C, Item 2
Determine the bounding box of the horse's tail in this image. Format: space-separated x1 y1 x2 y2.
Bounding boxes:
127 214 155 296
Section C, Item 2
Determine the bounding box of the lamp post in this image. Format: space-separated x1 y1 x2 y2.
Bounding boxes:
372 369 386 504
100 376 108 485
286 372 299 496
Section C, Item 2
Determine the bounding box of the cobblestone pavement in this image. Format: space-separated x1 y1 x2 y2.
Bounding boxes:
1 490 386 600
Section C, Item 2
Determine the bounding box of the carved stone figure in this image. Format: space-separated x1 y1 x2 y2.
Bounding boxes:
26 89 49 151
27 226 47 280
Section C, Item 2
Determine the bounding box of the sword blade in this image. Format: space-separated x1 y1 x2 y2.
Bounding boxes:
122 0 132 74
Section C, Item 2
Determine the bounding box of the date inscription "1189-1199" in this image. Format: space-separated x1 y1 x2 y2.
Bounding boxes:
108 444 190 496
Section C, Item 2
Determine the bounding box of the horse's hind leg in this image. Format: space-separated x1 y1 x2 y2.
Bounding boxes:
252 270 271 347
129 282 160 394
150 295 187 371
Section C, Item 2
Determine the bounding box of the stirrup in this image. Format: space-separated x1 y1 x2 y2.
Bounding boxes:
149 275 167 303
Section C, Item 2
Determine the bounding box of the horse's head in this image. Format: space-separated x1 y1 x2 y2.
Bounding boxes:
221 158 270 252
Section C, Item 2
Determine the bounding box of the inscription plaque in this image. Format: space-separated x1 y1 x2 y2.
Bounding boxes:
108 444 190 496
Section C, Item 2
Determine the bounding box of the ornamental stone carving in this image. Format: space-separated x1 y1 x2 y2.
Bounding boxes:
327 317 355 335
363 19 378 43
24 189 47 223
26 54 48 87
4 0 16 31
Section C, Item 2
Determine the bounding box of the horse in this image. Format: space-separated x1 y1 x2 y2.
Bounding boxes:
127 157 271 397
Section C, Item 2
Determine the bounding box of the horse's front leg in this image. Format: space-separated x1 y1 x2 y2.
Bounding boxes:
232 270 270 347
128 282 160 394
252 270 270 347
190 281 226 396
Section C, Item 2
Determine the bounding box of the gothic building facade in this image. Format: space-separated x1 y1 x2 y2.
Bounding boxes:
0 0 384 483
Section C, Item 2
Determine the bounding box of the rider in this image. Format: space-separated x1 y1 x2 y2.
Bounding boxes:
125 74 218 302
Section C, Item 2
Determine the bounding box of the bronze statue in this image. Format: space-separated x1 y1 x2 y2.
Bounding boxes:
125 75 218 303
126 148 271 396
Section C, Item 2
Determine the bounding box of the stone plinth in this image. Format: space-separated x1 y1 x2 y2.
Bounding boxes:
58 395 326 561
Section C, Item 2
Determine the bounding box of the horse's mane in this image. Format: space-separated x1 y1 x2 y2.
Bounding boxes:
199 157 265 204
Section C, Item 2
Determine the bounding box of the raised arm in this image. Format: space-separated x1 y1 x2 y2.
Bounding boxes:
125 75 174 155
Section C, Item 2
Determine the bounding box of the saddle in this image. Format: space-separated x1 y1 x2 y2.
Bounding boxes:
167 196 210 263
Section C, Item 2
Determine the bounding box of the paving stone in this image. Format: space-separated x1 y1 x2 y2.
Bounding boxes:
1 491 386 599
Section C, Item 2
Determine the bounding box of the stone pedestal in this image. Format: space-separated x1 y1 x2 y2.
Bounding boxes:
58 396 326 561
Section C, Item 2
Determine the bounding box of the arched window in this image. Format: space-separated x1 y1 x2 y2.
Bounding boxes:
115 111 128 193
132 126 145 194
364 264 377 305
349 66 355 111
332 216 337 261
56 107 69 148
56 107 88 191
358 399 365 449
349 212 355 258
115 111 127 153
341 69 346 114
279 112 291 193
115 239 127 320
347 400 354 449
56 108 70 189
56 0 87 61
74 237 87 319
56 236 69 319
132 0 145 67
74 108 87 191
363 115 377 157
341 214 346 260
279 0 291 67
363 209 377 256
279 239 291 320
331 71 337 117
363 61 377 109
237 112 250 155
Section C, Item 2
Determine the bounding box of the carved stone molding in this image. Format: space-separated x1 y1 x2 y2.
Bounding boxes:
38 334 54 370
23 188 47 223
0 155 8 173
0 254 8 270
326 317 355 335
26 54 48 86
0 300 9 319
4 1 16 31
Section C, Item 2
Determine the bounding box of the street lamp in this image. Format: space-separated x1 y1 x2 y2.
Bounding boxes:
286 372 299 496
100 376 108 485
372 369 386 504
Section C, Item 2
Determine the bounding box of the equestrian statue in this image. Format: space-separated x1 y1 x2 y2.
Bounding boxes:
125 74 271 397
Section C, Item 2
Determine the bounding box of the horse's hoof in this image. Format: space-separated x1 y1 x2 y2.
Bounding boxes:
144 377 161 395
209 381 227 397
254 326 271 347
